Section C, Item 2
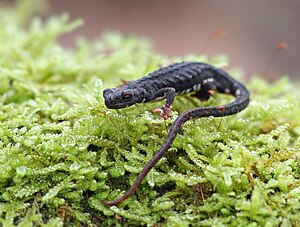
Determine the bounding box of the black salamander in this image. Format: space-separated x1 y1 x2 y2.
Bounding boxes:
102 62 250 206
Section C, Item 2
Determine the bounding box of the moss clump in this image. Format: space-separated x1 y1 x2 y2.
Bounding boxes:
0 1 300 226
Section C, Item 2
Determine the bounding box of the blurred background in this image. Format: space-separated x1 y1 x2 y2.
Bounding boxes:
5 0 300 80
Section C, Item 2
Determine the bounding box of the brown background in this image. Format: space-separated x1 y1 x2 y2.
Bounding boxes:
18 0 300 79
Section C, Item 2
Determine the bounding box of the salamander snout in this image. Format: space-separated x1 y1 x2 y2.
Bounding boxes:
103 88 135 109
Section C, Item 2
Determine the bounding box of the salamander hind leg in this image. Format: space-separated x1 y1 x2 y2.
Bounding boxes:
192 90 212 101
191 82 216 101
152 87 176 120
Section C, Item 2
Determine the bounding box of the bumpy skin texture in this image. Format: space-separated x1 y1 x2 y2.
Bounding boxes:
102 62 250 206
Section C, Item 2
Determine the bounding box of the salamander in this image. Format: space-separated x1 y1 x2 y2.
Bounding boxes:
102 62 250 206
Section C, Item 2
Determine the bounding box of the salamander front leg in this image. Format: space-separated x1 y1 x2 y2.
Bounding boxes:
152 87 176 120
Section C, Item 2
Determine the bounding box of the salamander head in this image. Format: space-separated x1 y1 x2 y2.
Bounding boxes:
103 87 144 109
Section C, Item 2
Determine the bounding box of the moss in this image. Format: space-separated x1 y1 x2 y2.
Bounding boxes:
0 1 300 226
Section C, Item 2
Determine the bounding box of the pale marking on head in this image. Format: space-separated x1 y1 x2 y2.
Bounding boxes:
207 78 214 82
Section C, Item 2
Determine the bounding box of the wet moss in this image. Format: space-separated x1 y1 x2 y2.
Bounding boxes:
0 1 299 226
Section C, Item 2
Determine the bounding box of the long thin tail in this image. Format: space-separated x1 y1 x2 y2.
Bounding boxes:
102 86 250 206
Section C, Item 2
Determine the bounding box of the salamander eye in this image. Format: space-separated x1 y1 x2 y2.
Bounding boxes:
123 93 133 101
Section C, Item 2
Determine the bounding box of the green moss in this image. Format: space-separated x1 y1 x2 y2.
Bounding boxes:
0 1 300 226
